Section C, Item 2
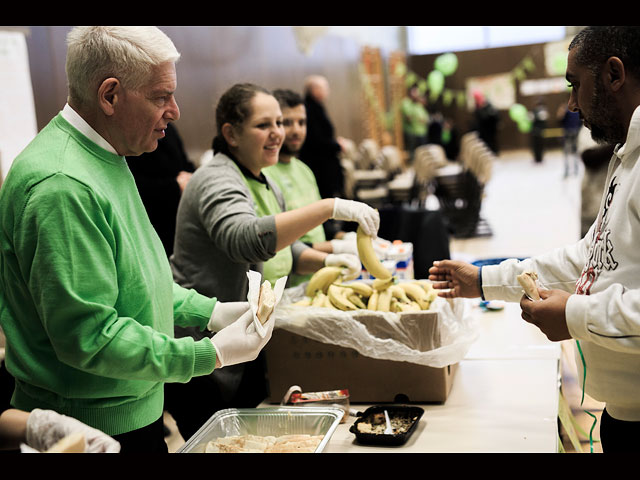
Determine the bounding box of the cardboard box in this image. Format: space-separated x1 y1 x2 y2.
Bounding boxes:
264 326 457 404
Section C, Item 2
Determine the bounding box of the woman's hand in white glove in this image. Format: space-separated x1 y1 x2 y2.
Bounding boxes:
325 253 362 281
332 198 379 237
329 237 359 256
207 301 250 332
25 408 120 453
210 309 274 368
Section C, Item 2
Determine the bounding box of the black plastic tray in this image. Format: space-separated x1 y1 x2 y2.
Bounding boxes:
349 405 424 446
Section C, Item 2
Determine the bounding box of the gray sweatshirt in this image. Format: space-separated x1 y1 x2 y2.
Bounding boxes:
170 152 308 302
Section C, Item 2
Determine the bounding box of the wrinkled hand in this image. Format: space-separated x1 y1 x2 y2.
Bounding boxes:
520 289 572 341
25 408 120 453
208 301 250 332
211 309 274 368
332 198 379 237
428 259 481 298
325 253 362 280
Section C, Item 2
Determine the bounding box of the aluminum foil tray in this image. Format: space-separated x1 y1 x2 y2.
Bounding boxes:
177 406 344 453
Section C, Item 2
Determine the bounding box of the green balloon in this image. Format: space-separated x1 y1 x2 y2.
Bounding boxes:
509 103 528 122
551 52 568 76
434 52 458 76
517 118 532 133
427 70 445 100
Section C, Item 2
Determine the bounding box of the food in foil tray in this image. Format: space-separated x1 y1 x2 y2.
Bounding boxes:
204 433 324 453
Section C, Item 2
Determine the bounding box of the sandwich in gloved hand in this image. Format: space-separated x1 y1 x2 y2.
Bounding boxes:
257 280 276 324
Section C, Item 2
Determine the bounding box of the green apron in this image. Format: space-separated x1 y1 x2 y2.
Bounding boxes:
240 169 293 286
264 160 326 286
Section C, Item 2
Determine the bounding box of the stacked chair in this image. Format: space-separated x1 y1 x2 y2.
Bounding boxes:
340 138 390 209
430 131 495 238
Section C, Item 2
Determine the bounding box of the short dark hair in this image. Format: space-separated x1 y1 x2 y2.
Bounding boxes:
212 83 271 153
569 26 640 79
273 89 304 110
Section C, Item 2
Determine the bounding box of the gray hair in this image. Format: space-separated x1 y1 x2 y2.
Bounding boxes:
65 26 180 107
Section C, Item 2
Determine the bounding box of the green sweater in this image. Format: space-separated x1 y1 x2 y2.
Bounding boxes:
0 113 217 436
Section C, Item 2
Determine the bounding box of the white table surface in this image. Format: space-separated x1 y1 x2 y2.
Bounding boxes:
266 301 563 453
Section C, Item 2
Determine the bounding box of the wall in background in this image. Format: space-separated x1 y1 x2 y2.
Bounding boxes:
16 26 404 163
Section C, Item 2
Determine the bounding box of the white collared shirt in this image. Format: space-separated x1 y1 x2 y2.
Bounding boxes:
61 103 119 155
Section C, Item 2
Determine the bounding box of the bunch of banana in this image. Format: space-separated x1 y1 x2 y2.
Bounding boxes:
305 266 343 298
292 226 437 312
294 278 438 313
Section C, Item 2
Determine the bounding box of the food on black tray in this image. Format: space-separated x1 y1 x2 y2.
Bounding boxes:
356 411 419 435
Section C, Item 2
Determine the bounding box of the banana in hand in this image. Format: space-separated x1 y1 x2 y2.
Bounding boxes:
356 226 392 280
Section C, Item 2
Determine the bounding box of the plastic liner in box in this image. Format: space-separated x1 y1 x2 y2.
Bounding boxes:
177 406 344 453
349 405 424 446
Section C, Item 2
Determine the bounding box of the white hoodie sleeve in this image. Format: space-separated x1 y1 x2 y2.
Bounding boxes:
481 236 590 303
566 284 640 354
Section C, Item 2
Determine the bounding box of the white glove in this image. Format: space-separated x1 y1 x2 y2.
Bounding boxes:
329 238 358 256
210 309 274 368
332 198 380 237
325 253 362 281
25 408 121 453
207 301 250 332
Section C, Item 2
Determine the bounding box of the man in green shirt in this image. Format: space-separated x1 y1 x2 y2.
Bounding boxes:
264 89 359 286
0 26 272 453
401 85 429 157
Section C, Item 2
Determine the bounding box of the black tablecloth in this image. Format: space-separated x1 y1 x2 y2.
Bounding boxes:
378 206 451 280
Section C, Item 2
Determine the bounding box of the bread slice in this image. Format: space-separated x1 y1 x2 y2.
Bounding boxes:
257 280 276 324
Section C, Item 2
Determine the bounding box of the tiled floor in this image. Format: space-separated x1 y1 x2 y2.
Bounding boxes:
164 146 605 453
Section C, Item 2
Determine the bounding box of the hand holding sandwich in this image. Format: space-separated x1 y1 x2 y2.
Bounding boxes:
520 288 572 341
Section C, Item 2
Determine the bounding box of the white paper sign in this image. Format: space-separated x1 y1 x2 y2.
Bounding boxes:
0 30 38 181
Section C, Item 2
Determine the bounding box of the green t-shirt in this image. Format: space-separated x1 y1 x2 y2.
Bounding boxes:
240 170 293 286
264 158 326 286
401 97 429 137
0 113 216 436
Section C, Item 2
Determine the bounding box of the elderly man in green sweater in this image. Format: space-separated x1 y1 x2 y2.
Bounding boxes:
0 26 271 453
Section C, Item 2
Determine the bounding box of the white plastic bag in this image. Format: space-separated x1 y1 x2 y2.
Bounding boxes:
273 283 480 368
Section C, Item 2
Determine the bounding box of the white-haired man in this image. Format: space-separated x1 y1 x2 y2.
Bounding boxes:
0 26 271 453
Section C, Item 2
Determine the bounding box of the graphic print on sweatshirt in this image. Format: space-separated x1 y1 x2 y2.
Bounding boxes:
576 176 620 295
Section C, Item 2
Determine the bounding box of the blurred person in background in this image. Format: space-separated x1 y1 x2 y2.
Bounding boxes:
299 75 348 239
401 84 429 158
558 102 583 177
126 122 196 257
472 89 500 154
530 98 549 164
